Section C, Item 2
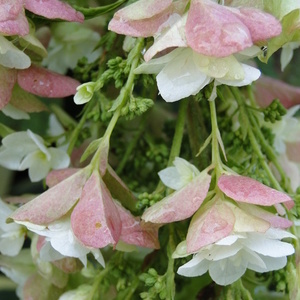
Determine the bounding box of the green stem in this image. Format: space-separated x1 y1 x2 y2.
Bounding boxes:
88 266 111 299
209 99 223 179
165 224 176 300
67 99 94 155
167 99 188 167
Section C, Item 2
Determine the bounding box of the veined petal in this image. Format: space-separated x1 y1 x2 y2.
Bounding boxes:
218 174 293 206
186 199 235 253
186 0 252 57
157 48 210 102
142 170 211 223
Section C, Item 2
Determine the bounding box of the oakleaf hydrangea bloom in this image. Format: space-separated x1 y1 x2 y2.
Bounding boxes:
142 158 295 284
0 199 26 256
0 129 70 182
9 167 159 267
109 0 281 102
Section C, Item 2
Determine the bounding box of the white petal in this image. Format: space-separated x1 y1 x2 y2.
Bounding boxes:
134 48 183 75
158 166 183 190
27 130 50 160
242 233 295 257
217 64 261 87
90 249 105 268
19 151 50 182
280 45 294 72
39 240 66 262
208 254 246 285
0 235 24 256
177 256 210 277
48 148 70 169
215 235 239 246
252 254 287 272
206 243 243 261
157 48 210 102
0 149 26 169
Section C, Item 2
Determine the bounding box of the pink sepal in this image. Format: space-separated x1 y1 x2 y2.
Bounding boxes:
142 171 211 223
116 201 160 249
10 169 90 225
71 171 121 248
46 168 80 188
186 199 235 253
24 0 84 23
218 174 293 206
17 65 80 98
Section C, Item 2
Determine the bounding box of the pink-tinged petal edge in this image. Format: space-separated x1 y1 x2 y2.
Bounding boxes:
17 65 80 98
108 0 173 37
186 199 235 253
218 174 294 207
46 168 80 188
115 201 160 249
142 171 211 223
24 0 84 23
71 171 122 248
10 169 89 225
0 66 17 110
186 0 252 57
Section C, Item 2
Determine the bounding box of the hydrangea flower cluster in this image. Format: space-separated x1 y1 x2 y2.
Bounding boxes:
0 0 300 299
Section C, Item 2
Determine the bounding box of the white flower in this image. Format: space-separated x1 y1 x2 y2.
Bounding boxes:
0 129 70 182
17 216 105 268
174 228 295 286
0 199 26 256
74 82 96 105
135 48 261 102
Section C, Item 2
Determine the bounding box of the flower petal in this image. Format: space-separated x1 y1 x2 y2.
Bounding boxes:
24 0 84 23
71 171 122 248
157 48 210 102
10 169 90 225
186 199 235 253
186 0 252 57
17 65 80 98
218 174 293 206
142 170 211 223
0 65 16 110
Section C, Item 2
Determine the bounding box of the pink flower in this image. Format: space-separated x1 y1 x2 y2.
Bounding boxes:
109 0 281 60
0 64 80 111
9 165 159 266
0 0 84 37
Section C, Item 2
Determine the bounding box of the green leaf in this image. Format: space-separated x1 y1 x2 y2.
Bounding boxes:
80 138 102 163
0 123 14 138
73 0 127 19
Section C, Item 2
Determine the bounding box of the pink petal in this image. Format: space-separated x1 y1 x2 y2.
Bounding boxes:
255 76 300 108
218 175 293 206
142 171 211 223
108 0 173 37
186 0 252 57
10 169 89 225
0 1 29 36
24 0 84 23
46 168 80 188
71 171 121 248
17 65 80 98
186 199 235 253
0 65 16 110
232 7 281 42
115 201 160 249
